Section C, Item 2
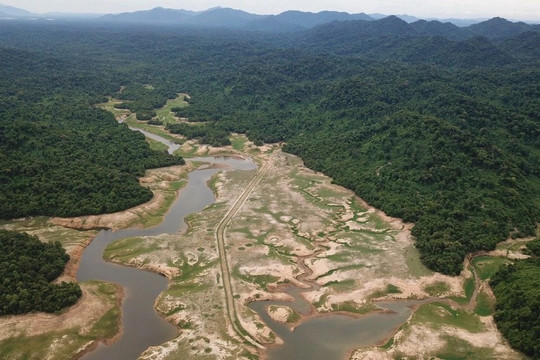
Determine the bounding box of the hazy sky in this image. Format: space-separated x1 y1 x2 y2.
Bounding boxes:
4 0 540 21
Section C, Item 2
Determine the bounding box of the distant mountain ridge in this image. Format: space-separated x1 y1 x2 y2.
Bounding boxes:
99 7 375 30
291 15 539 66
1 3 539 38
0 4 32 17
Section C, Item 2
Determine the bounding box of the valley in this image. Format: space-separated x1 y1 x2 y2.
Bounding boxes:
0 101 526 358
0 10 538 360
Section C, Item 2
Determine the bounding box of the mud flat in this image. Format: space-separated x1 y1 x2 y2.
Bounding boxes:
121 136 521 360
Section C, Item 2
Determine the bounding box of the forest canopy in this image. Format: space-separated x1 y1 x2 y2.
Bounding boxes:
0 230 81 315
490 238 540 358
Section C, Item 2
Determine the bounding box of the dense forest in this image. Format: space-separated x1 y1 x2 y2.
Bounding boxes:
0 17 538 335
0 47 184 219
491 238 540 358
0 230 81 315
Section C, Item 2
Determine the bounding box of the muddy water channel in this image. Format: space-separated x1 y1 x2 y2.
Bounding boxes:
251 294 422 360
77 139 256 358
250 261 424 360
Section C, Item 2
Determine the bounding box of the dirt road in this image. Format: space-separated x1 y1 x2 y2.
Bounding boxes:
214 159 272 349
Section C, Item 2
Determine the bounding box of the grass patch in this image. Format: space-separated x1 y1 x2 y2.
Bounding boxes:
380 337 394 350
464 276 475 301
367 284 402 300
404 245 433 277
325 278 356 291
472 256 510 280
325 252 353 263
90 306 121 339
231 135 247 151
315 186 346 199
331 301 377 314
315 263 366 281
287 309 301 323
167 281 211 296
436 336 495 360
424 281 451 296
233 267 280 290
451 276 476 304
348 197 367 212
411 302 484 333
104 237 159 263
155 94 188 124
146 137 169 152
386 284 402 294
0 332 84 360
175 143 203 157
474 290 495 316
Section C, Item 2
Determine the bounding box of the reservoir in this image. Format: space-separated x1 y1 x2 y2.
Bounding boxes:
78 126 420 359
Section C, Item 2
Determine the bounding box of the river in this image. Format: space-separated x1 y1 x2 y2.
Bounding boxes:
77 126 256 359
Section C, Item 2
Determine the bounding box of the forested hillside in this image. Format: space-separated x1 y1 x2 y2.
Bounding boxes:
491 238 540 358
0 18 538 333
0 47 184 219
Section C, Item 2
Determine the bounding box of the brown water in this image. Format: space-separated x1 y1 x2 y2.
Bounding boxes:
77 156 256 360
248 251 423 359
250 298 420 360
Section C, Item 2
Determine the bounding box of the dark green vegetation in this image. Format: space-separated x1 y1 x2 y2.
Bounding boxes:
0 230 81 315
491 238 540 358
0 47 184 219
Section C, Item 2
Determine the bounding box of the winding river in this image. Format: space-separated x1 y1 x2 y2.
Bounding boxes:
77 126 256 359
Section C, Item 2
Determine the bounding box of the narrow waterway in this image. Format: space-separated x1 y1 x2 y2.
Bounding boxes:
77 127 256 359
250 298 422 360
130 127 180 155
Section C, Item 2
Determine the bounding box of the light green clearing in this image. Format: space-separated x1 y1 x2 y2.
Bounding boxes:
474 290 495 316
155 94 188 124
331 301 377 314
424 281 451 296
147 137 169 152
472 256 510 280
231 135 247 151
411 302 484 333
435 336 496 360
367 284 402 299
125 178 186 229
450 276 475 305
103 237 159 263
404 245 434 277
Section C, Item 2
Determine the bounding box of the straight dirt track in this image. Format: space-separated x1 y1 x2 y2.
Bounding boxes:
214 159 272 350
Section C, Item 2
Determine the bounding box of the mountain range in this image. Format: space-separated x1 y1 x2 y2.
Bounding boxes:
2 3 539 32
